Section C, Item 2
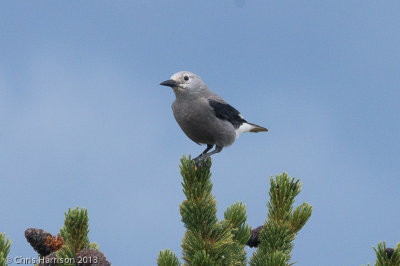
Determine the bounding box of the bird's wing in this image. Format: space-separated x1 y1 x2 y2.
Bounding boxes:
208 99 246 129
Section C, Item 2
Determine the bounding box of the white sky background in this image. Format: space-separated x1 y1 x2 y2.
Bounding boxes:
1 1 399 265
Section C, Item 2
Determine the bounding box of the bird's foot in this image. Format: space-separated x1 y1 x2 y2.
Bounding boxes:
192 154 211 168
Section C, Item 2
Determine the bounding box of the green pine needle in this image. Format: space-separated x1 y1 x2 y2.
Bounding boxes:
166 156 251 265
159 158 312 266
158 249 181 266
0 233 11 266
372 241 400 266
57 207 90 262
250 172 312 265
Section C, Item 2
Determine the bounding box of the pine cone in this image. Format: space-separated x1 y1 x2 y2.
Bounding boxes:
385 248 394 259
24 228 52 256
246 225 264 248
25 228 64 256
76 249 111 266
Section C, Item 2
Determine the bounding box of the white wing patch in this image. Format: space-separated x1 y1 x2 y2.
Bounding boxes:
235 122 254 138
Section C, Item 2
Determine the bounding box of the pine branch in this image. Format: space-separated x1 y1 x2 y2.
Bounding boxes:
158 158 312 265
180 156 227 265
221 202 251 264
159 156 250 265
249 172 312 265
250 250 287 266
25 207 110 266
157 249 181 266
57 207 90 263
0 233 11 266
370 242 400 266
289 203 312 233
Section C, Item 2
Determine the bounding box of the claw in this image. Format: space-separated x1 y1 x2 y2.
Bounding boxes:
193 154 211 168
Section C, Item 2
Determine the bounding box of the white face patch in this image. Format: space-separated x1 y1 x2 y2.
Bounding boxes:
235 123 254 138
170 72 182 81
170 71 194 82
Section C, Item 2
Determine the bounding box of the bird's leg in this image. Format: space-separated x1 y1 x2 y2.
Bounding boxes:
194 145 223 165
202 144 214 155
193 144 213 161
204 145 223 158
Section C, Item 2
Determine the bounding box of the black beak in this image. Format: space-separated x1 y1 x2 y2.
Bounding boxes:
160 79 178 87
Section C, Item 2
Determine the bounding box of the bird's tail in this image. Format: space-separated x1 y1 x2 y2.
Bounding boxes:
235 122 268 138
247 122 268 133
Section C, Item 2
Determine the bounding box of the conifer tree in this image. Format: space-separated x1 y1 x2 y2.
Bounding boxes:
157 157 312 265
0 233 11 266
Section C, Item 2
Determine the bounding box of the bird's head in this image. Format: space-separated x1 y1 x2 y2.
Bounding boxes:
160 71 207 97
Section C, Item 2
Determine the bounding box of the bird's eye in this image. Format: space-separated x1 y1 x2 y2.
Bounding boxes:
184 75 189 81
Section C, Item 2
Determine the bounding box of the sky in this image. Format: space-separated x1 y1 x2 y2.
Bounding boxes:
0 1 399 265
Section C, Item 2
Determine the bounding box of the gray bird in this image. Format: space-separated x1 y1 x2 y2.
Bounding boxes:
160 71 268 162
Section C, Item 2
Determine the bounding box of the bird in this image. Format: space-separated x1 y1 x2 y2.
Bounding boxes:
160 71 268 162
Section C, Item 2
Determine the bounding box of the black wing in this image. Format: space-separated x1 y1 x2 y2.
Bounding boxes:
209 99 247 129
